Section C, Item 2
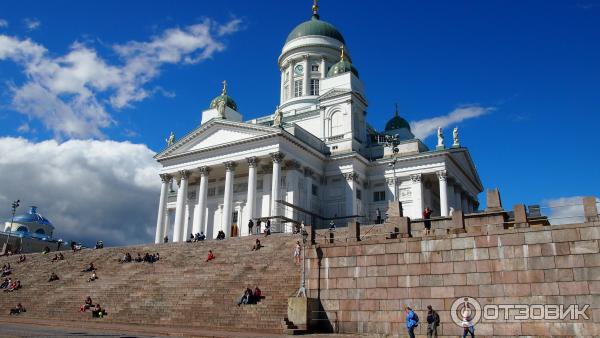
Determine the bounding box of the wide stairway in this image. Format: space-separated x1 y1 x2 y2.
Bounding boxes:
0 233 301 333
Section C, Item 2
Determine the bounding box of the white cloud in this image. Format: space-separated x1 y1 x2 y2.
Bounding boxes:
410 105 494 140
0 137 160 246
543 196 598 225
23 18 41 31
0 18 242 139
0 19 8 28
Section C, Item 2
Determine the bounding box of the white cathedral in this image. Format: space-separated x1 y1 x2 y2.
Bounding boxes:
153 2 484 243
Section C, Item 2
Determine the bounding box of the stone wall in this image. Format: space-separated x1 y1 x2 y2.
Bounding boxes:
305 220 600 337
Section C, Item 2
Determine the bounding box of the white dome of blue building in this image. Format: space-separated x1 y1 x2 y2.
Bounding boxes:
4 206 54 238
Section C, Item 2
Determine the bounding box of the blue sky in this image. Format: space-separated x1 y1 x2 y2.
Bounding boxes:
0 1 598 244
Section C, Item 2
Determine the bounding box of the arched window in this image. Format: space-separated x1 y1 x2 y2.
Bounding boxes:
16 226 28 233
35 229 46 235
330 111 344 137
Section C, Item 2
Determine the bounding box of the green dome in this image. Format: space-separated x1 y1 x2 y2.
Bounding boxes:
385 115 411 131
209 94 237 111
327 58 359 78
286 15 346 44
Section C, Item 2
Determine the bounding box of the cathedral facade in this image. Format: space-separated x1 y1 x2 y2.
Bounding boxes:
153 3 483 243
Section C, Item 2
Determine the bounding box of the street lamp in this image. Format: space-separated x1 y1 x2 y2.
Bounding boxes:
384 134 400 201
296 229 309 297
4 199 20 252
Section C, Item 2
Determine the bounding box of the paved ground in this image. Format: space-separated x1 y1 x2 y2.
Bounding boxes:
0 317 366 338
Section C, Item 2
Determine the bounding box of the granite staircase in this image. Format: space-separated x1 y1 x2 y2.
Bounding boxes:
0 233 301 333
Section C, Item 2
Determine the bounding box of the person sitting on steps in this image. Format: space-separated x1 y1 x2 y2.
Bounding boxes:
198 232 206 241
254 286 262 301
0 278 9 288
82 263 95 272
9 303 25 315
264 219 271 237
48 272 59 282
251 239 262 251
17 255 26 263
135 253 143 262
80 296 93 312
87 271 98 282
92 303 106 318
187 233 194 243
206 250 215 262
237 288 253 306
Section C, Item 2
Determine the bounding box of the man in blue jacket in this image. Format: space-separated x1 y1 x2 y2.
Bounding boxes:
405 306 419 338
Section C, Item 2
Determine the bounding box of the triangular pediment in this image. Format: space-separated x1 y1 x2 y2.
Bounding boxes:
155 119 280 159
450 150 483 191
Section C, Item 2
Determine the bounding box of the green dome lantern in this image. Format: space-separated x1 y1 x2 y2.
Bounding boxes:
384 104 414 140
209 80 238 112
285 1 345 44
327 45 359 78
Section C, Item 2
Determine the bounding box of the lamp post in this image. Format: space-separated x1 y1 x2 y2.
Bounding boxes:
384 134 400 201
296 229 308 297
4 200 20 252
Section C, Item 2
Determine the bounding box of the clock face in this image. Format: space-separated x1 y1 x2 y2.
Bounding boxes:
294 64 304 75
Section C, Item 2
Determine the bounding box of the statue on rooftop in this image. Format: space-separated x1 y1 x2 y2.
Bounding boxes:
273 109 283 128
437 127 444 149
453 127 460 147
166 131 175 146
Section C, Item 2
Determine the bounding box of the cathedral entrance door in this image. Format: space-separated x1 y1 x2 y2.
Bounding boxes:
231 211 239 237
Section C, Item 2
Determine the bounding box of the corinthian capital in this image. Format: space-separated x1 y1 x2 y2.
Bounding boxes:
344 172 358 181
179 170 190 180
159 174 171 183
271 152 285 163
437 170 447 181
198 166 211 176
410 174 422 183
247 157 259 168
224 161 237 171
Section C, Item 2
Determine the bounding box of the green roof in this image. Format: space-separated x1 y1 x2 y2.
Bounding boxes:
209 94 237 111
327 59 359 78
385 115 411 131
286 15 345 44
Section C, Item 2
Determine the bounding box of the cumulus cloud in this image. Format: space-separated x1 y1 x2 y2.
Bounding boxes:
23 18 41 31
0 18 242 139
0 137 160 247
0 19 8 28
410 105 494 140
543 196 598 225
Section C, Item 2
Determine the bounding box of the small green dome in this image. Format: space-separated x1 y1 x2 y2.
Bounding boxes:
328 59 359 78
385 115 411 131
286 15 345 44
209 94 237 111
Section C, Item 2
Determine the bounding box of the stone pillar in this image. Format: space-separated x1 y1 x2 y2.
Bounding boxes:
437 170 449 217
583 196 599 222
245 157 258 236
451 209 466 233
486 188 503 212
303 55 310 96
454 188 463 212
344 172 358 217
222 161 237 238
271 152 285 219
173 170 189 242
513 204 528 227
410 174 424 219
193 166 210 236
155 174 171 244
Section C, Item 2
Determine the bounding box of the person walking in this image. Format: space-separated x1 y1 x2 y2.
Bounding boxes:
248 219 254 235
256 219 262 235
461 313 475 338
294 241 301 264
405 306 419 338
423 207 433 235
426 305 440 338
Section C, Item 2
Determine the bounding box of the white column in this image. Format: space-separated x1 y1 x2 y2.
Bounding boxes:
271 152 284 218
455 187 463 212
344 172 358 217
280 66 285 104
222 161 237 238
245 157 258 236
193 166 210 236
183 203 192 241
410 174 424 219
288 61 295 99
173 170 189 242
303 55 310 96
320 57 326 79
437 170 449 217
155 174 171 244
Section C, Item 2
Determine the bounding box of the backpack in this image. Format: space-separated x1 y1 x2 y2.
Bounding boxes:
413 312 419 325
433 311 440 326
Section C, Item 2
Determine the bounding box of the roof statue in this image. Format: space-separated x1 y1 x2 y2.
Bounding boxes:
437 127 445 149
453 127 460 148
209 79 238 114
166 131 175 146
273 108 283 128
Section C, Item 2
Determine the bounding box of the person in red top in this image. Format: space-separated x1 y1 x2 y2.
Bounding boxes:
254 286 262 300
423 207 433 235
206 250 215 262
